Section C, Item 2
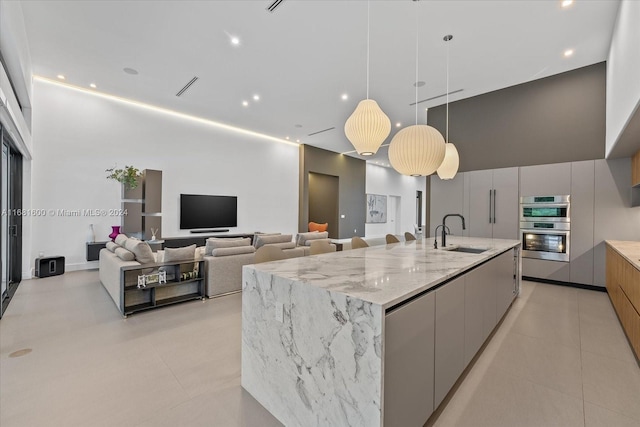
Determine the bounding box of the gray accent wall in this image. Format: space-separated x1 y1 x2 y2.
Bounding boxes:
299 144 366 239
428 62 606 172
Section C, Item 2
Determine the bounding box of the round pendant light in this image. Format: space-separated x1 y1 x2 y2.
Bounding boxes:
436 34 460 180
344 1 391 156
344 99 391 155
389 125 446 176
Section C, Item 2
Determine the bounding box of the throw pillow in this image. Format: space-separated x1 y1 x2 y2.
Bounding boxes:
114 234 128 246
252 233 281 248
124 239 155 264
296 231 329 246
211 246 256 257
254 234 292 249
105 241 120 253
205 237 251 255
114 247 135 261
163 244 196 263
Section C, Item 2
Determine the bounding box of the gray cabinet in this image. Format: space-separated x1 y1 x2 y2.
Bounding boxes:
384 292 435 427
464 261 494 366
495 249 517 320
429 173 466 237
466 167 519 240
434 275 466 408
520 162 571 197
570 160 595 285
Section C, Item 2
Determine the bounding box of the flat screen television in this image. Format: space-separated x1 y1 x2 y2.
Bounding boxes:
180 194 237 229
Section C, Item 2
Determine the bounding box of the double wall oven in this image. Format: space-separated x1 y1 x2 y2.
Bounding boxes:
520 195 570 262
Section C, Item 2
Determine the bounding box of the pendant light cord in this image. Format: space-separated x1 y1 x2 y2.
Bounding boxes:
366 0 370 100
415 3 419 125
446 36 450 144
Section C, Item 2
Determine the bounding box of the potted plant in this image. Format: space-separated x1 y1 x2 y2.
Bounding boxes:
105 165 141 190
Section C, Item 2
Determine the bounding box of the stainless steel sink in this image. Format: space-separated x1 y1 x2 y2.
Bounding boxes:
443 246 488 254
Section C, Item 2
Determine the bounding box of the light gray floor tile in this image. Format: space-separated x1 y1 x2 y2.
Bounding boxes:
584 402 640 427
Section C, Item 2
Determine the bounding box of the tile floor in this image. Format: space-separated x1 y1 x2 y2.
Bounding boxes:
1 271 639 426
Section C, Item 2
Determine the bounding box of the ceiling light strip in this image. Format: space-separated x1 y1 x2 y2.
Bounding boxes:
409 89 464 106
176 76 199 97
34 76 298 147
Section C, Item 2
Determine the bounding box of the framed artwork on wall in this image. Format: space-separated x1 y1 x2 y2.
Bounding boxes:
366 194 387 223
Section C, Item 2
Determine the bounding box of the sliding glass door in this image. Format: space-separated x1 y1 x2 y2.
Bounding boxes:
1 125 22 318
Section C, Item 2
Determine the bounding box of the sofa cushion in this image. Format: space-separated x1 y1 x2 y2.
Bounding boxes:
195 246 205 261
114 247 135 261
205 237 251 255
254 234 292 249
124 239 155 264
211 246 256 257
164 244 196 263
303 238 331 247
105 241 120 253
114 234 128 246
296 231 329 246
252 233 281 248
266 241 296 250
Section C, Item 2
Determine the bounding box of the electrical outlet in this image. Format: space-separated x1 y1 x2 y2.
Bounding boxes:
275 302 284 323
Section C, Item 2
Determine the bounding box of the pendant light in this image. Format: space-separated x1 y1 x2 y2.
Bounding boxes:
344 1 391 156
437 34 460 180
389 2 446 176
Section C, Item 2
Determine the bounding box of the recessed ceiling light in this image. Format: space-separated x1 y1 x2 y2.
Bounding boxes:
123 67 138 75
57 74 65 80
230 36 240 46
295 124 302 128
285 136 290 140
253 94 260 101
296 139 300 143
564 49 574 57
89 83 97 88
413 81 426 88
396 122 401 127
341 93 348 101
561 0 573 8
242 100 249 107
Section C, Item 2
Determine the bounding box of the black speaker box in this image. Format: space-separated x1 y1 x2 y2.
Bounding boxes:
35 256 65 278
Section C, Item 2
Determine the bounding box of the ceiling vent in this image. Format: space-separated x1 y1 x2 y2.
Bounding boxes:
176 77 199 97
308 127 335 136
409 89 464 106
266 0 285 13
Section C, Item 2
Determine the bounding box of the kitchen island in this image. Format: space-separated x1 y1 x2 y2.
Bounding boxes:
241 236 521 427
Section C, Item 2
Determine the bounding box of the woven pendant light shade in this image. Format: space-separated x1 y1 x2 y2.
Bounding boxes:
436 143 460 179
344 99 391 156
389 125 446 176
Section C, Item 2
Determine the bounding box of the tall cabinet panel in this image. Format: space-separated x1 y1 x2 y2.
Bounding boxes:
570 161 595 285
492 167 519 239
467 170 493 238
520 163 571 197
429 173 466 237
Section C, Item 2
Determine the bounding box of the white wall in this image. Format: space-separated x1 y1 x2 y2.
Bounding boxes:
606 0 640 156
365 164 426 237
28 80 299 274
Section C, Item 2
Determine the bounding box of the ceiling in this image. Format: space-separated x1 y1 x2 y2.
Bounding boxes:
20 0 620 166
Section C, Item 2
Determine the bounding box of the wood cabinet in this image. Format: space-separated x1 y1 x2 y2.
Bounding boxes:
606 243 640 359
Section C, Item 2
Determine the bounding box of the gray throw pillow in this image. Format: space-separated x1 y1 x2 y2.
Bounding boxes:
296 231 329 246
105 241 120 253
164 244 196 263
114 247 135 261
252 233 281 248
211 246 256 257
254 234 292 249
114 234 128 246
205 237 250 255
124 239 155 264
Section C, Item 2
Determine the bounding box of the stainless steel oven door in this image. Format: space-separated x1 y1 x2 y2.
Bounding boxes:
520 225 570 262
520 195 570 223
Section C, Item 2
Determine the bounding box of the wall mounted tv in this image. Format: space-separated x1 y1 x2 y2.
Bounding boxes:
179 194 238 230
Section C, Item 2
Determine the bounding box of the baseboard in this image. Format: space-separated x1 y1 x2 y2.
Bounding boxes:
522 276 606 292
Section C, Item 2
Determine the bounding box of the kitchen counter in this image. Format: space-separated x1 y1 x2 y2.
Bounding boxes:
241 236 521 426
606 240 640 270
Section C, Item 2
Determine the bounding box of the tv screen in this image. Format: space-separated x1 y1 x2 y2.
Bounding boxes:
180 194 237 229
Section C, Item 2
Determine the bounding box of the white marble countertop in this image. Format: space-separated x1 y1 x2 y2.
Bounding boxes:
247 236 520 309
606 240 640 271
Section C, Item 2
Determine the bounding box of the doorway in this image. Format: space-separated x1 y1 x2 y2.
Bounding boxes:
388 195 402 235
1 125 23 318
308 172 339 238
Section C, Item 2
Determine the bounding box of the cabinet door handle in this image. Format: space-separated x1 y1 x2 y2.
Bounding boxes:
493 189 497 223
489 190 493 223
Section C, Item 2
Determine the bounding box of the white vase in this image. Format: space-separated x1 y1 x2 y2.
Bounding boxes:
87 224 96 243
